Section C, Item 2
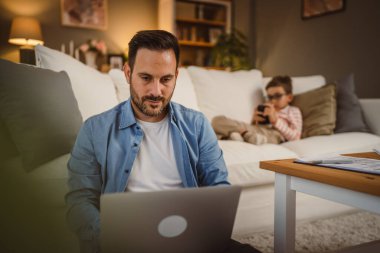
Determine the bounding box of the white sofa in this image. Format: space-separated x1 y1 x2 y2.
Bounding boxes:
1 45 379 252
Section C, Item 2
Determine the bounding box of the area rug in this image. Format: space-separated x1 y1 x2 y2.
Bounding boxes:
233 211 380 253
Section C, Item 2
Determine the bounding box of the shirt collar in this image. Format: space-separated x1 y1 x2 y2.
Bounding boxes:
279 105 290 113
119 99 176 129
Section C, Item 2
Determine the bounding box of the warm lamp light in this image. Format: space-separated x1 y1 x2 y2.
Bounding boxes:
8 17 44 47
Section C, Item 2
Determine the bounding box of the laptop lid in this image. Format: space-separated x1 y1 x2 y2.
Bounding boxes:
100 185 241 253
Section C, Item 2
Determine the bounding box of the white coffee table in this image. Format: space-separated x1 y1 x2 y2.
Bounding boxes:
260 152 380 253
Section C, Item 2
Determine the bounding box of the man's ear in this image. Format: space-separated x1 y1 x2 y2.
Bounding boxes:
123 63 131 84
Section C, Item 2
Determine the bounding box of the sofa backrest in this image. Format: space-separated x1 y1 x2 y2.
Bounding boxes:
35 45 119 121
34 45 331 126
187 66 264 123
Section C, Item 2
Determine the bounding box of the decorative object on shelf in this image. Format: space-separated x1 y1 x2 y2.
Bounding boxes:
8 16 44 64
83 51 97 69
108 54 124 70
60 0 108 30
209 28 222 44
168 0 231 67
302 0 345 19
210 29 251 71
79 39 107 69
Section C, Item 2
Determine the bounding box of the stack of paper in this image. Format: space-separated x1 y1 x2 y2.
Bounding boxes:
295 154 380 175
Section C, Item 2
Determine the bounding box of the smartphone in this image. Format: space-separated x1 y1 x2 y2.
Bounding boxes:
257 105 270 124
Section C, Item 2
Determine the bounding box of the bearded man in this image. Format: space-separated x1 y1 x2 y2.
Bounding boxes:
66 30 260 253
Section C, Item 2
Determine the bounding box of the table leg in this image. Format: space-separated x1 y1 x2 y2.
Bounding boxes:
274 173 296 253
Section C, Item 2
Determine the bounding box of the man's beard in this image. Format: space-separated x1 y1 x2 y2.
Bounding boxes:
130 81 173 118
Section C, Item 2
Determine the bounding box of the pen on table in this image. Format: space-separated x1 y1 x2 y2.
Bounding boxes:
308 159 354 165
374 148 380 156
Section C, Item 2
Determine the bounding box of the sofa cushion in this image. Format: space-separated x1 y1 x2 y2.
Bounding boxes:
292 83 336 138
262 75 326 96
188 66 263 123
108 69 130 102
171 68 200 111
218 140 298 186
0 59 82 171
0 154 70 207
334 74 370 133
281 132 380 158
35 45 118 121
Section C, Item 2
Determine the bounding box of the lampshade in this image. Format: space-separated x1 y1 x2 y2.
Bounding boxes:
8 17 44 46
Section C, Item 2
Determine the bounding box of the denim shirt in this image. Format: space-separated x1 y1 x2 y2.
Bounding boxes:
65 99 229 248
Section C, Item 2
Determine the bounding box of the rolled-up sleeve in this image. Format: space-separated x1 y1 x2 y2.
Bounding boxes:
65 120 102 251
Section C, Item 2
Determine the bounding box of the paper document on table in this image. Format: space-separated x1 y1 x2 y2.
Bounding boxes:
295 154 380 175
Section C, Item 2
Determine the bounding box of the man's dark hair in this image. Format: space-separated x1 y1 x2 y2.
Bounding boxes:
128 30 180 71
265 75 292 94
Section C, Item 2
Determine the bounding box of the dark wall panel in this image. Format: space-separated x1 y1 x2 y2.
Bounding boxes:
253 0 380 98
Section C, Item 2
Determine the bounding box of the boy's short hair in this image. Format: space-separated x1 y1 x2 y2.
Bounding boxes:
266 75 292 94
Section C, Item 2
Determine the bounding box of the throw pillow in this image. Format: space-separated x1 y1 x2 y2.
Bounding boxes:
0 118 19 163
334 74 369 133
35 45 118 121
0 59 83 171
292 83 337 138
187 66 264 123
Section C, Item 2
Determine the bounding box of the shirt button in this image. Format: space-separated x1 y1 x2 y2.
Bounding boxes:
133 143 138 147
125 169 129 173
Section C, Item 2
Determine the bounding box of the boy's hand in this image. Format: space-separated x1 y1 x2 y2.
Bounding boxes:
263 103 278 125
252 109 266 124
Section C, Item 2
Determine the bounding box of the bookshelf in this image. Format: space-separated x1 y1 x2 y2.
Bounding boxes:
159 0 231 67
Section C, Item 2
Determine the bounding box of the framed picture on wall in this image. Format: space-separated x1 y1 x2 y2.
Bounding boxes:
61 0 108 30
302 0 345 19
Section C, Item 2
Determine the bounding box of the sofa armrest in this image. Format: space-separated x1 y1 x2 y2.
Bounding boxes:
360 99 380 136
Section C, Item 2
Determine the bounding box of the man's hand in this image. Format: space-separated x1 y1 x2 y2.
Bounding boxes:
263 103 278 125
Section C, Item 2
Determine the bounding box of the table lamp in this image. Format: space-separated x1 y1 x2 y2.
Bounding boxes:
8 17 44 64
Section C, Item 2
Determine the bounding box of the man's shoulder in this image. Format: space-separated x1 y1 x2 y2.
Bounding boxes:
170 102 205 121
83 101 126 128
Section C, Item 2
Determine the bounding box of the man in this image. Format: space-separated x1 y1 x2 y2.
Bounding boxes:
66 30 260 253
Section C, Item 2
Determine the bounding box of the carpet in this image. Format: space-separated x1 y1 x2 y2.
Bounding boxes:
233 211 380 253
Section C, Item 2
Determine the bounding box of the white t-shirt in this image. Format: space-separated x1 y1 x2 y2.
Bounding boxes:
126 115 183 192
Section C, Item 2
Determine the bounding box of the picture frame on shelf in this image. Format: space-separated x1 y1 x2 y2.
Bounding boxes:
302 0 345 19
60 0 108 30
108 54 124 70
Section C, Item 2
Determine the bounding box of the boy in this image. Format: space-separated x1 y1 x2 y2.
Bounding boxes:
212 75 302 145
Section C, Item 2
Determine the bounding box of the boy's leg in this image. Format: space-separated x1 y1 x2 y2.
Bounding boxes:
223 239 261 253
211 116 247 139
243 125 283 145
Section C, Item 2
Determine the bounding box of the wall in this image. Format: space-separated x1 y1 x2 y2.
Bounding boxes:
253 0 380 98
233 0 255 67
0 0 158 62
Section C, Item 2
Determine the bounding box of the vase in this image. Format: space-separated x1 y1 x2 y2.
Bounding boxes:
84 51 98 69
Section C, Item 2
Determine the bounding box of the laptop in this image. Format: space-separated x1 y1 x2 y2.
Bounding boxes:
100 186 241 253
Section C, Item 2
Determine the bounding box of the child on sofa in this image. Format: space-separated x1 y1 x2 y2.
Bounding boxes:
212 75 303 145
